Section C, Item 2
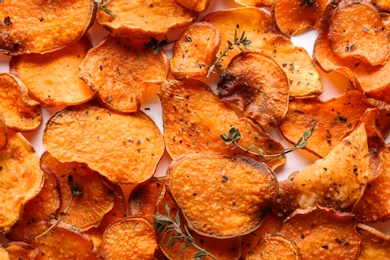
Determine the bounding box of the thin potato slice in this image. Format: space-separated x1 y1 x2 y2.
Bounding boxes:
0 114 7 150
280 207 360 260
0 73 42 132
168 153 278 238
40 152 115 231
280 90 390 157
358 224 390 259
274 124 371 218
9 36 94 106
96 0 196 38
79 36 169 113
43 100 165 184
100 217 157 260
246 234 301 260
202 8 323 97
0 132 43 234
175 0 211 12
3 242 38 260
329 0 390 66
0 0 95 55
273 0 328 35
25 221 98 259
218 52 289 127
170 22 221 80
160 79 285 170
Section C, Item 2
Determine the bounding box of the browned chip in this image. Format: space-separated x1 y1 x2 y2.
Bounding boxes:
0 0 95 55
274 124 371 218
79 36 169 113
43 100 165 184
100 217 157 260
9 36 94 106
25 221 98 259
203 8 323 97
175 0 211 12
329 0 390 66
246 234 301 260
170 22 221 80
218 52 289 127
280 207 360 260
160 79 286 170
3 242 38 260
96 0 196 38
0 73 42 132
358 224 390 259
0 132 43 234
168 153 278 238
280 90 390 157
273 0 328 35
375 0 390 12
0 114 7 150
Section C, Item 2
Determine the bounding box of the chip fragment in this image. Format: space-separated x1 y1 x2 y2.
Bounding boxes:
358 224 390 259
175 0 211 12
0 114 7 150
2 242 38 260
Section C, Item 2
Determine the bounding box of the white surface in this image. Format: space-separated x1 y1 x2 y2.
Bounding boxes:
1 0 389 237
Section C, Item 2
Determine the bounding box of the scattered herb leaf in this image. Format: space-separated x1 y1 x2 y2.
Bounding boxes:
144 36 176 55
94 0 115 17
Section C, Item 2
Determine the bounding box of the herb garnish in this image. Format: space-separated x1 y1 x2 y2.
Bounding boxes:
154 203 217 260
35 175 83 241
94 0 115 17
221 123 321 158
206 26 252 78
144 36 176 55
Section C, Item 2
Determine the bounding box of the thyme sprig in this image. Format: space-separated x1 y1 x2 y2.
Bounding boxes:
206 26 252 78
154 203 217 260
144 36 176 55
221 123 321 158
35 175 82 241
94 0 115 17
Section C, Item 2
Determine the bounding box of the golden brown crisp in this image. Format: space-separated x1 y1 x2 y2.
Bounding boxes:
234 0 274 7
0 247 10 260
0 114 7 150
79 36 169 113
175 0 211 12
218 52 289 127
0 0 95 55
3 242 38 260
9 36 94 106
168 153 278 238
43 100 165 184
358 224 390 259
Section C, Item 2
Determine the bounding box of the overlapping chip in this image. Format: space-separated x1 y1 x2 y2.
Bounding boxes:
0 114 7 150
234 0 273 7
358 224 390 258
2 242 38 260
175 0 211 12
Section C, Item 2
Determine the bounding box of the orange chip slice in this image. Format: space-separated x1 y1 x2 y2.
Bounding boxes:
234 0 273 7
43 100 165 184
280 207 360 260
79 36 169 113
0 73 42 132
175 0 211 12
375 0 390 12
100 218 157 260
96 0 196 38
0 114 7 150
160 79 286 170
0 0 95 55
168 153 278 238
358 224 390 258
170 22 221 80
218 52 289 127
0 247 10 260
9 36 94 106
329 0 390 66
0 132 43 234
3 242 38 260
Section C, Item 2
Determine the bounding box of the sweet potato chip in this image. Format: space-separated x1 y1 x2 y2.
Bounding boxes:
0 114 7 150
40 152 115 231
6 168 60 241
3 242 38 260
234 0 273 7
218 52 289 127
202 8 323 97
358 224 390 259
280 207 360 260
0 0 95 55
96 0 196 38
79 36 169 113
100 217 157 260
246 234 301 260
160 79 286 170
155 188 241 260
168 153 278 238
280 90 390 157
273 0 328 35
274 124 371 218
128 177 166 223
25 221 98 259
0 132 43 234
0 247 10 260
43 100 165 184
329 0 390 66
374 0 390 12
170 22 221 80
175 0 211 12
0 73 42 132
9 35 94 106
